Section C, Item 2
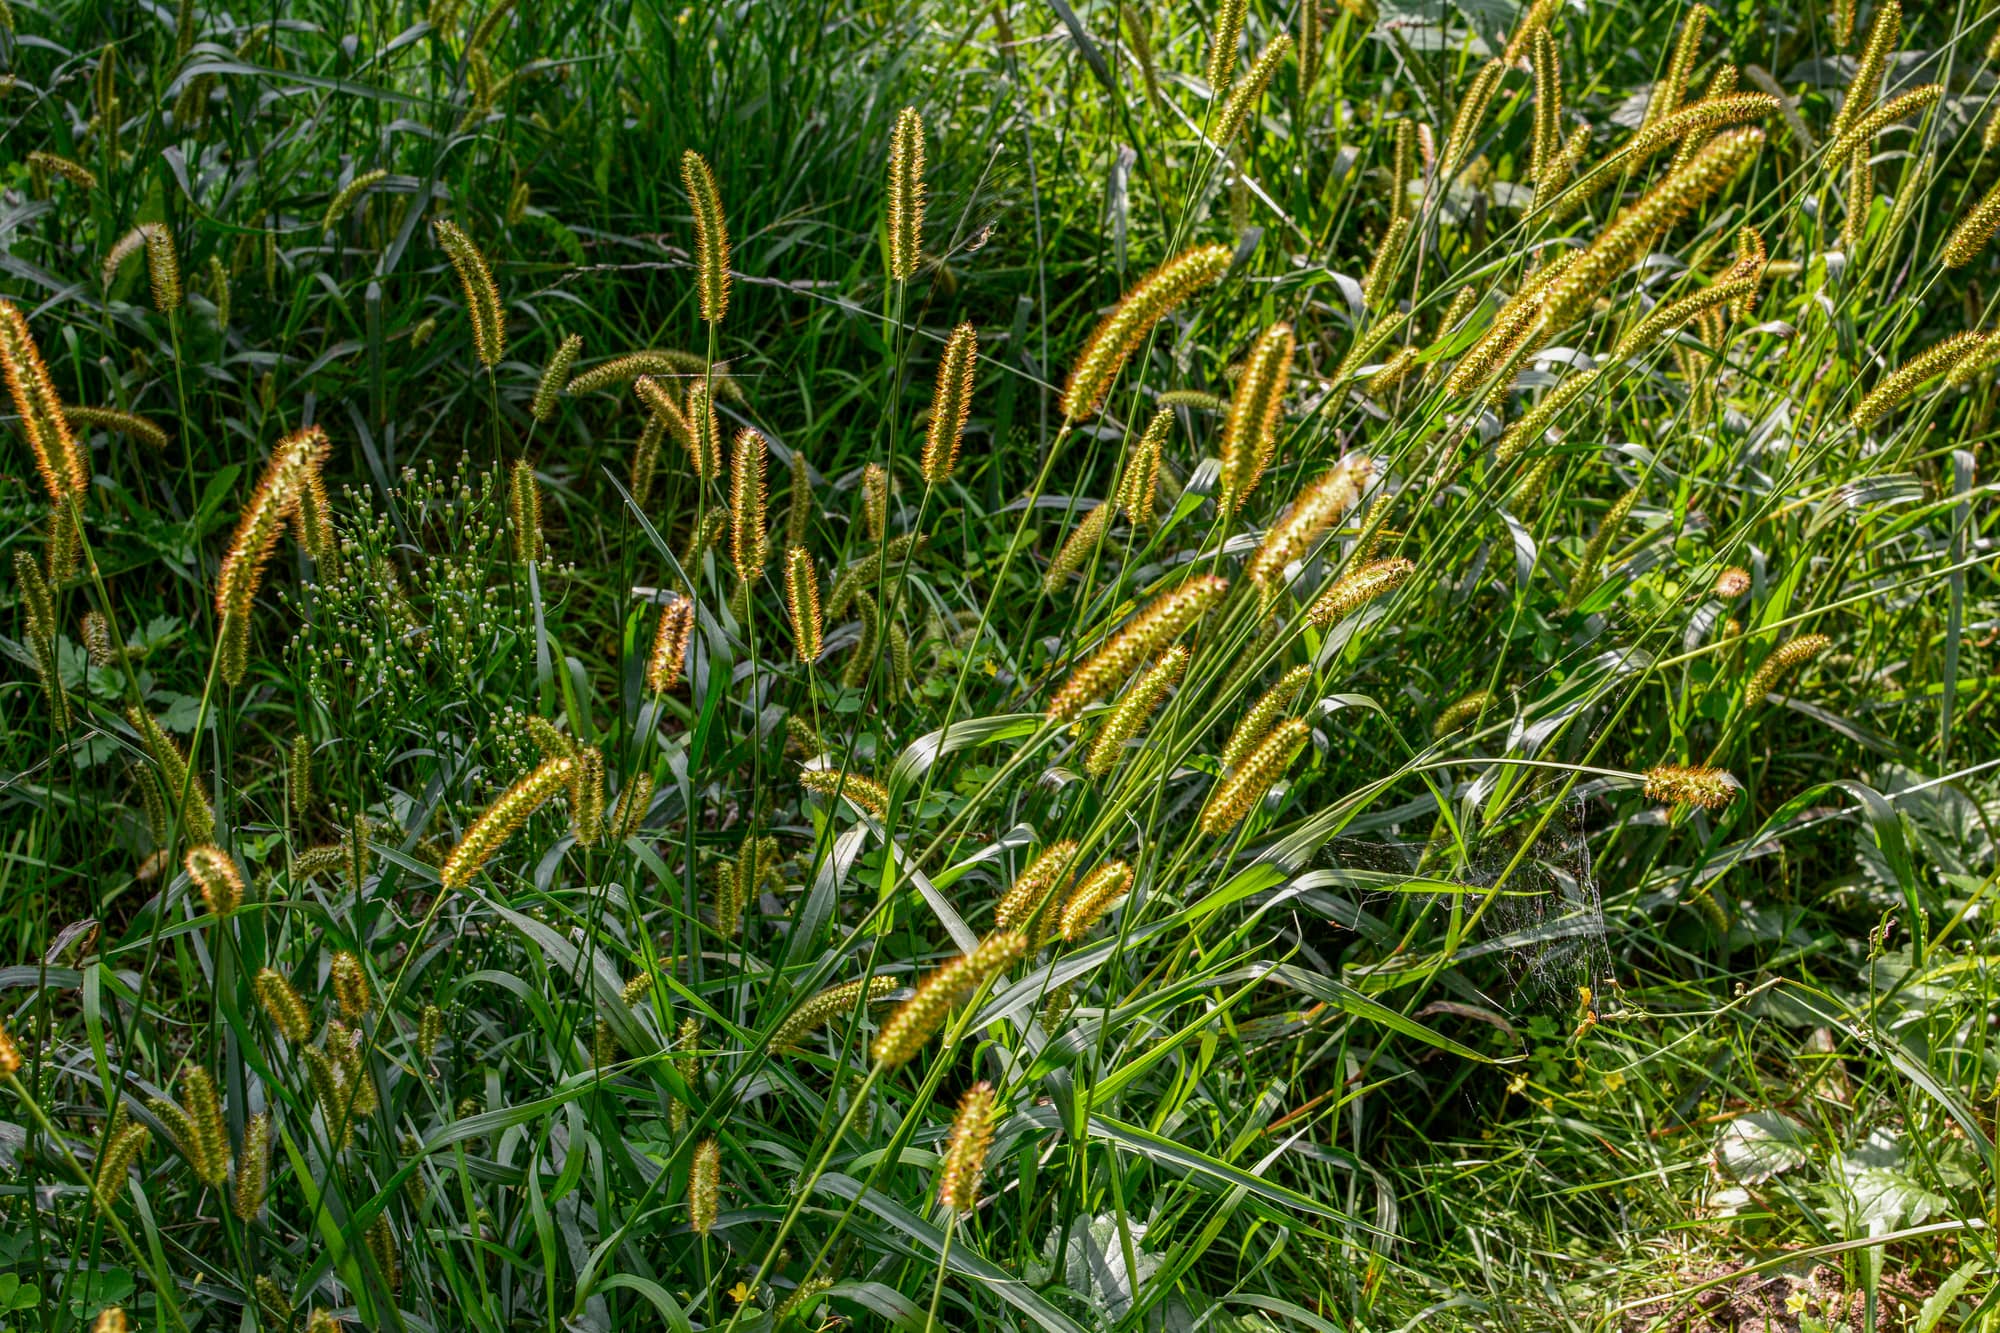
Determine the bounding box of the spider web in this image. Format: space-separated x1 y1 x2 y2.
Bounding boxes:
1316 793 1610 1010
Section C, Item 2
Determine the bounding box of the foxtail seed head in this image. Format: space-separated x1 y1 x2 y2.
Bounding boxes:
1828 0 1899 144
94 1122 151 1213
179 1067 230 1187
1219 323 1295 514
93 1310 129 1333
185 845 243 916
1049 575 1227 721
1246 458 1372 590
1643 763 1739 810
1541 129 1763 332
1438 59 1507 182
887 107 926 282
570 745 606 847
68 406 169 451
218 425 328 684
233 1111 270 1221
1613 276 1762 360
1207 0 1247 98
995 840 1080 932
682 151 730 324
126 706 216 844
0 300 87 504
1306 557 1414 627
1213 35 1290 149
439 755 575 889
532 333 583 422
1043 502 1114 593
938 1082 1000 1212
1744 632 1832 705
1433 689 1497 739
688 1138 721 1234
1494 369 1598 467
799 767 891 820
648 596 695 693
0 1020 21 1077
871 931 1028 1068
1061 245 1233 420
1945 178 2000 269
730 428 768 583
255 967 313 1042
1120 408 1171 525
1821 83 1941 163
1085 647 1187 777
322 168 388 234
433 219 505 367
1714 566 1752 598
1060 860 1134 940
923 322 977 484
1200 718 1309 835
1221 665 1313 771
771 975 901 1051
1852 331 1990 428
142 223 182 312
331 951 373 1019
609 773 654 841
508 457 544 565
785 546 823 661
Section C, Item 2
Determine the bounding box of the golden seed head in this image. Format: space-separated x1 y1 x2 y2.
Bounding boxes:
1822 82 1941 163
1062 245 1233 420
184 845 244 916
730 428 769 584
322 168 389 234
861 461 890 543
433 218 505 367
1246 457 1373 590
1944 178 2000 269
1221 665 1314 771
92 1310 129 1333
1745 632 1832 705
1828 0 1900 144
771 975 901 1051
255 967 314 1043
0 299 87 504
1059 860 1135 940
570 745 606 847
937 1081 1001 1211
682 151 731 324
1085 647 1187 778
785 546 823 662
331 950 373 1019
871 931 1028 1068
799 766 891 819
1642 763 1740 811
648 595 695 693
1438 58 1507 182
1494 369 1599 467
1433 689 1498 739
1306 557 1415 627
440 755 576 890
1713 566 1751 599
532 332 583 422
923 322 977 484
179 1066 231 1187
1043 501 1114 594
28 150 97 191
887 106 926 282
689 1138 721 1235
1049 574 1228 721
1120 407 1171 525
67 405 170 451
507 457 544 565
218 424 330 685
233 1111 270 1221
418 1004 445 1058
1200 718 1310 835
611 773 655 841
0 1020 21 1078
1206 0 1247 97
1213 35 1290 149
1219 322 1296 515
995 839 1081 932
1852 331 1991 429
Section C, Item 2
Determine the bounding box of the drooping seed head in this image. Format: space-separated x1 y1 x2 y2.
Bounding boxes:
871 931 1028 1068
439 755 576 890
1305 557 1415 627
770 975 901 1051
1084 648 1186 778
995 840 1081 932
531 332 583 422
1245 457 1373 590
1120 407 1171 525
1744 632 1832 705
433 219 505 367
1061 245 1233 420
255 967 314 1042
0 300 87 504
1220 665 1313 772
1049 575 1228 721
799 766 891 820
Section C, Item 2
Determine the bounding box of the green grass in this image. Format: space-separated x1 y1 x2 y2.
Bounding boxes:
2 0 1998 1330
